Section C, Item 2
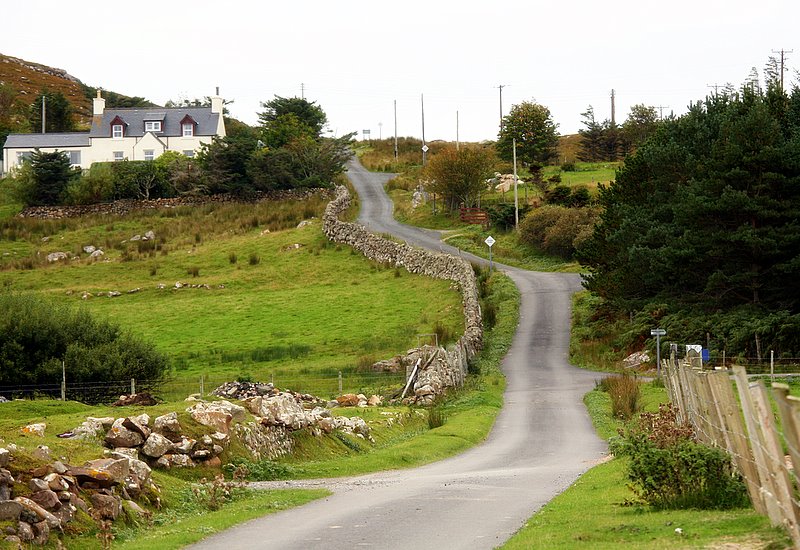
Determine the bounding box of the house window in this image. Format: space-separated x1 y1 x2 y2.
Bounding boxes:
16 151 32 163
183 150 195 158
182 123 194 137
144 121 162 133
144 150 155 161
112 124 124 138
113 151 125 162
67 151 81 165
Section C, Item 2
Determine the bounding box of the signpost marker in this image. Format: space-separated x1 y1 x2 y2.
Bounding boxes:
485 235 495 272
651 328 666 378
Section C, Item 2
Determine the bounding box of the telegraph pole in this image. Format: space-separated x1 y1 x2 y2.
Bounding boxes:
772 48 793 92
496 84 508 130
456 110 460 151
393 99 398 161
300 83 305 100
378 122 383 140
610 89 616 125
41 95 46 134
421 94 427 166
706 83 721 96
656 105 670 120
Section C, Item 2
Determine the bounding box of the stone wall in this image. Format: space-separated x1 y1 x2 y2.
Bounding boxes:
322 185 482 403
17 188 334 220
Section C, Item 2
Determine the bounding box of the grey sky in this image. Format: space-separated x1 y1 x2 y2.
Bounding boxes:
3 0 797 142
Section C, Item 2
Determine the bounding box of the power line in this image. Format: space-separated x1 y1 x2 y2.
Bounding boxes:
656 105 670 120
707 83 722 96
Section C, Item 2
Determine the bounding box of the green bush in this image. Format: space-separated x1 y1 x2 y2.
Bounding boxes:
611 404 749 510
485 202 530 231
0 292 168 403
519 205 599 259
598 374 641 420
65 162 115 204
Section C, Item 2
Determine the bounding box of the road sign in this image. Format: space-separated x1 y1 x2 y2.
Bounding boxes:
651 328 666 379
421 145 429 153
650 329 666 336
484 236 496 247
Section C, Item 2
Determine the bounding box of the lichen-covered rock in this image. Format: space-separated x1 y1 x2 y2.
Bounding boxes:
0 500 22 521
153 412 182 440
336 394 359 407
29 489 60 511
105 418 144 448
83 457 130 484
14 497 61 528
21 423 46 437
142 433 173 458
90 493 122 520
188 408 232 434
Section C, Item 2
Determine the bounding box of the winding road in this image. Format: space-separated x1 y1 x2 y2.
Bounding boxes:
192 159 607 549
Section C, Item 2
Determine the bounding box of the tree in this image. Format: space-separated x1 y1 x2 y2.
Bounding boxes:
579 85 800 354
620 104 660 152
28 90 75 133
258 96 327 138
423 146 496 210
197 133 259 195
496 102 558 181
578 106 622 161
28 150 77 205
260 112 315 149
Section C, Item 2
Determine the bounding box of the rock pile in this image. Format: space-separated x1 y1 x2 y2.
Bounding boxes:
0 444 156 546
323 185 483 404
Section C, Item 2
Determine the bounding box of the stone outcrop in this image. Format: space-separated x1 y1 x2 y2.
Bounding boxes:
323 185 483 403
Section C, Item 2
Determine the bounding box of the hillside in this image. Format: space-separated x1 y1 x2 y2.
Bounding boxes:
0 52 153 129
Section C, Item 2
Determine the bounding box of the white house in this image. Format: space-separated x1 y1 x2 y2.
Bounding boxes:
1 91 226 176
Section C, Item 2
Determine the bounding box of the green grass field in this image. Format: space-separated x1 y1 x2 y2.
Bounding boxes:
0 196 464 399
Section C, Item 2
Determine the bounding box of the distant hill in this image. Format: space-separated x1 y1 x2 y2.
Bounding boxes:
0 52 155 129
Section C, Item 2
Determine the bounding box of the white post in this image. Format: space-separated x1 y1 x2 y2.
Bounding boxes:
338 371 343 395
513 138 519 230
771 349 775 382
130 378 136 395
61 360 66 401
199 375 204 397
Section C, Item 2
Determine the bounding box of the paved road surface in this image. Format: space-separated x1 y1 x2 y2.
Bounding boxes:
192 159 607 550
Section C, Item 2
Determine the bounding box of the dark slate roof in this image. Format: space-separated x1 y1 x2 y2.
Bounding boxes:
3 133 91 148
90 107 220 138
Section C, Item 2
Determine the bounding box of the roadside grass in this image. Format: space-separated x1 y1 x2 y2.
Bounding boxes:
542 161 618 192
502 381 791 549
0 197 464 400
570 290 631 373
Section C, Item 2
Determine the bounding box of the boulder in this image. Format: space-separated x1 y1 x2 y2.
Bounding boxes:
189 409 232 434
318 417 335 434
90 493 121 520
29 489 60 511
21 423 46 437
28 478 50 492
336 394 359 407
144 230 156 240
155 454 195 469
189 400 247 422
32 520 49 545
83 245 96 254
0 500 22 521
14 497 60 528
16 522 33 542
122 416 151 439
204 456 222 468
46 252 68 263
53 502 76 524
367 395 382 407
65 466 116 489
124 499 149 517
90 249 105 258
44 473 69 492
623 351 651 370
73 417 112 440
0 448 9 468
31 445 51 461
153 412 183 440
174 436 196 454
105 418 144 448
142 433 173 458
246 394 309 430
113 393 158 407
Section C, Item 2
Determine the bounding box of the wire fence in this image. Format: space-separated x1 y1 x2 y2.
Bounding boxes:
0 371 409 404
663 357 800 548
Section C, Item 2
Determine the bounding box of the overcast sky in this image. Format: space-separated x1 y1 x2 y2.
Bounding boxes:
3 0 797 143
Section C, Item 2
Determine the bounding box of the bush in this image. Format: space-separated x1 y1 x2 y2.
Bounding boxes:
0 292 168 403
519 206 599 259
598 374 641 420
611 404 749 510
561 161 577 172
485 202 530 231
65 163 116 205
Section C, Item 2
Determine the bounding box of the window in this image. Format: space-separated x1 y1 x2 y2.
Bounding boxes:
144 121 162 132
183 150 195 158
113 151 124 162
144 150 155 161
16 151 32 163
182 123 194 137
67 151 81 165
112 124 124 138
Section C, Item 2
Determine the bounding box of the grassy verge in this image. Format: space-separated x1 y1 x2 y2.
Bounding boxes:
570 290 632 373
502 381 791 549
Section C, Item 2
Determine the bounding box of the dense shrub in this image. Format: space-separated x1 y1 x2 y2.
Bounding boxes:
597 374 641 420
611 404 749 510
545 184 591 207
485 202 530 231
0 293 168 403
519 205 599 259
64 162 115 204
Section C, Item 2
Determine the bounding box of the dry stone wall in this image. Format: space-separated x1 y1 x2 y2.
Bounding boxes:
323 185 483 403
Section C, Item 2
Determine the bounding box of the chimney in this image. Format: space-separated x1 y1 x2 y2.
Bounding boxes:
210 87 223 114
93 90 105 116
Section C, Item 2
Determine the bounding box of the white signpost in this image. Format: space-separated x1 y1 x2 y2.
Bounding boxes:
485 235 496 272
651 328 666 378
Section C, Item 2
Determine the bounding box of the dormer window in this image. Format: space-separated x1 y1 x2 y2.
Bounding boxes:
112 124 124 138
182 123 194 137
145 121 162 133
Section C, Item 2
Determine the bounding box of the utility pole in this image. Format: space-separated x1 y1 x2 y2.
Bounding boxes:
421 94 427 166
378 122 383 140
706 83 721 96
300 83 305 100
772 48 793 92
393 99 398 161
41 95 46 134
456 110 460 151
496 84 508 131
513 138 519 230
656 105 670 120
610 89 616 126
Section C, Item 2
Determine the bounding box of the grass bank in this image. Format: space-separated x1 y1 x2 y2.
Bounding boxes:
502 381 790 549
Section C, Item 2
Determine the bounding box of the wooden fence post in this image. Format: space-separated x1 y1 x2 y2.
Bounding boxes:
733 366 785 528
750 381 800 545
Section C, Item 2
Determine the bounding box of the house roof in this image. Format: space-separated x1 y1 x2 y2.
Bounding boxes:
3 133 91 149
90 107 220 138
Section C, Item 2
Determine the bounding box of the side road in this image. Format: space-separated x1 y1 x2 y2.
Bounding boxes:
192 159 606 549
